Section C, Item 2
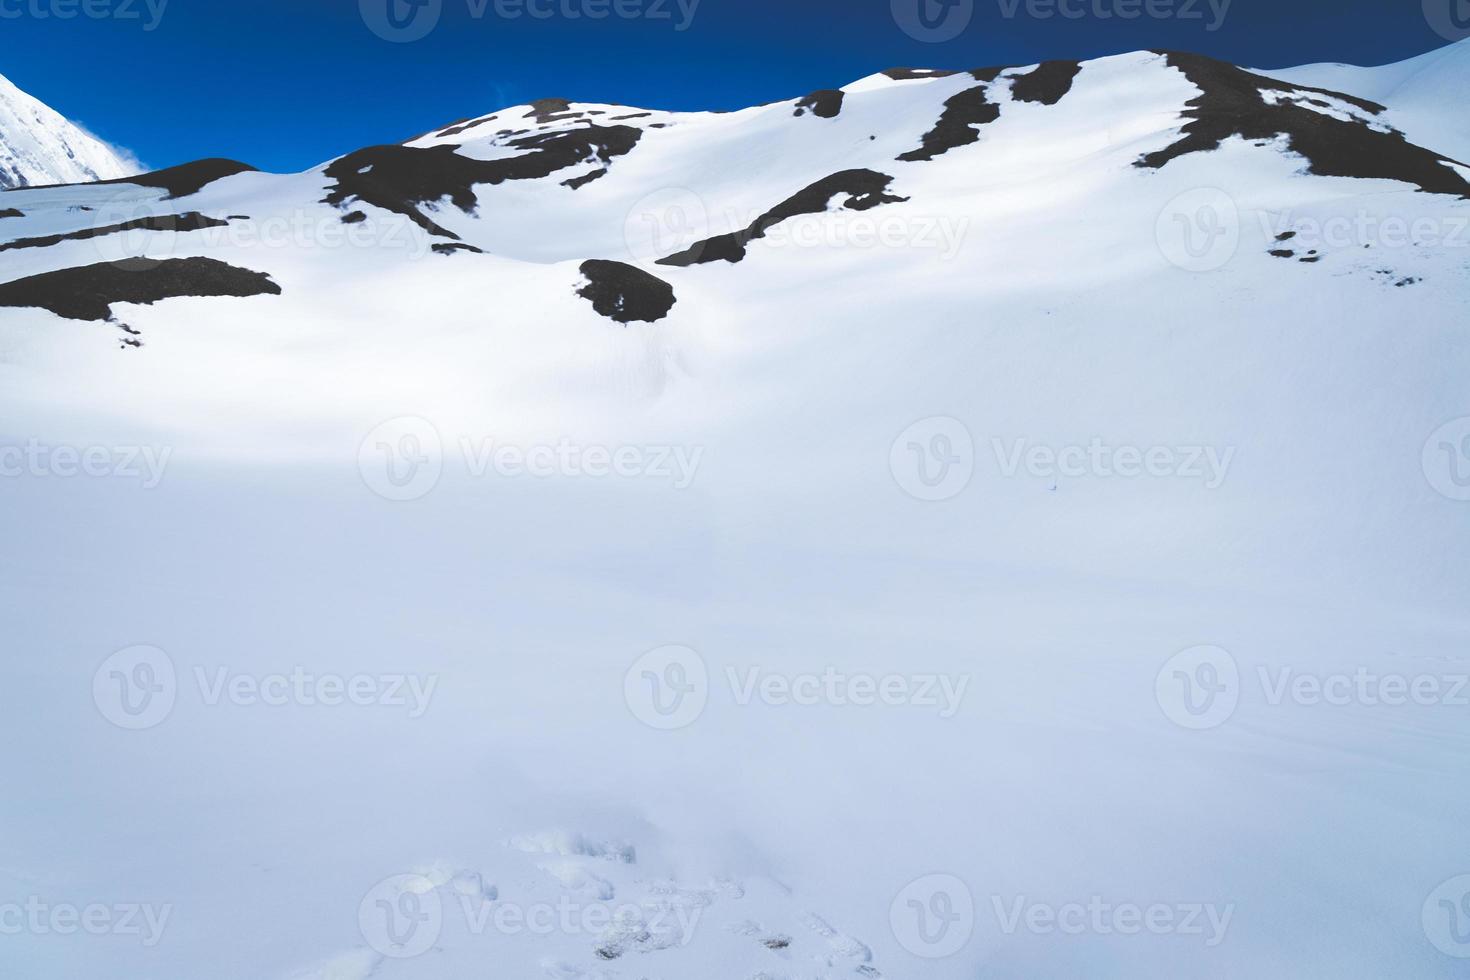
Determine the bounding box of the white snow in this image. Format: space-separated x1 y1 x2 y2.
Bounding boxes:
0 71 140 189
1 44 1469 980
1259 37 1470 162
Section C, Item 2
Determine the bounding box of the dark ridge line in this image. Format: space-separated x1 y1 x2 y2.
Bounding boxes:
795 90 845 119
341 211 367 224
1009 61 1083 105
897 73 1004 163
1137 52 1470 199
0 208 22 219
322 125 643 238
0 212 230 253
526 98 576 122
432 243 484 255
656 169 908 267
6 159 260 201
882 68 962 80
577 259 676 323
0 257 281 322
562 168 608 190
434 114 500 139
610 112 652 121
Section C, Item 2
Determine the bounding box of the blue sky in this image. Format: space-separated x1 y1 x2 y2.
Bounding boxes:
0 0 1461 172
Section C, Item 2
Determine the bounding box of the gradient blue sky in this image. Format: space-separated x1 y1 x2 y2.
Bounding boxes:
0 0 1460 172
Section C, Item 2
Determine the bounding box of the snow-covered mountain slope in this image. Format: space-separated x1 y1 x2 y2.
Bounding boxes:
0 71 139 190
1260 37 1470 164
2 47 1470 980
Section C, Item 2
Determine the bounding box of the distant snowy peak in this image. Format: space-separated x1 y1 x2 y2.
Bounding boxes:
2 45 1468 339
1258 37 1470 164
0 72 139 190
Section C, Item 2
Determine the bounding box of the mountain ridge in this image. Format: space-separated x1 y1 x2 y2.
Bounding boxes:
0 71 140 190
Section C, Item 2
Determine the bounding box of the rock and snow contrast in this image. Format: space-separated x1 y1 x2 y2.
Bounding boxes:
0 72 139 190
1 41 1469 980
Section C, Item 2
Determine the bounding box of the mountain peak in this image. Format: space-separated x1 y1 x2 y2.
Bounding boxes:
0 71 141 190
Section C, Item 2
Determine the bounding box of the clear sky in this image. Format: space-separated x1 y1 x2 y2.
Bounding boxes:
0 0 1461 173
